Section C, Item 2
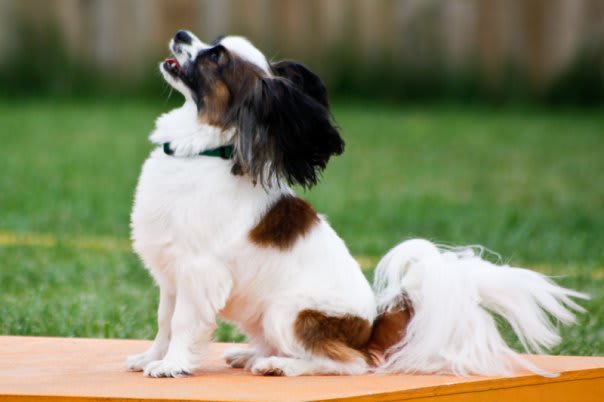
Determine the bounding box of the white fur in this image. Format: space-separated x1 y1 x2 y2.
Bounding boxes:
373 239 588 376
149 102 235 155
220 36 271 73
127 34 587 378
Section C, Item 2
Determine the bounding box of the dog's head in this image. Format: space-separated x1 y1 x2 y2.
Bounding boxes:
160 30 344 188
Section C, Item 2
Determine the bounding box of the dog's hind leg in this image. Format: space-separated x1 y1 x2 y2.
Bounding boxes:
223 339 277 369
224 348 256 368
251 355 368 376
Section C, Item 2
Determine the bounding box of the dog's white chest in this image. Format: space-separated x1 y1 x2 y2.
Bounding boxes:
130 150 267 275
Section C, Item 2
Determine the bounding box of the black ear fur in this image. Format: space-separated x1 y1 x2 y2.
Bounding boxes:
271 60 329 108
232 75 344 188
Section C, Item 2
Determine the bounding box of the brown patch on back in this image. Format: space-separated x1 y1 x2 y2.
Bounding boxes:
294 309 372 363
249 195 319 250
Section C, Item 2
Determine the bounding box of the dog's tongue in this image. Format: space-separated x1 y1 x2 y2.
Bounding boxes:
166 58 179 67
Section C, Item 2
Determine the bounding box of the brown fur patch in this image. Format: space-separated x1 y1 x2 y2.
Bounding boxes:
201 80 231 126
193 48 264 128
249 195 319 250
365 298 413 366
293 309 372 363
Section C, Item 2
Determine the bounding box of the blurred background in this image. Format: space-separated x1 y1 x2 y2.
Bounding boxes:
1 1 603 353
2 0 604 103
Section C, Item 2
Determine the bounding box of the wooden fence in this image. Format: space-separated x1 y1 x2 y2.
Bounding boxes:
1 0 603 94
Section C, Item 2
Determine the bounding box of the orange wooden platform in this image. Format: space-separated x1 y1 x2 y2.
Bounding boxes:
0 336 603 402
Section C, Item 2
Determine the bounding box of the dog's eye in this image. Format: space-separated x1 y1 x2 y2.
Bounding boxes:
209 51 219 63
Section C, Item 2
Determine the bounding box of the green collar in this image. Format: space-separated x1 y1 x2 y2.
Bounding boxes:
163 142 234 160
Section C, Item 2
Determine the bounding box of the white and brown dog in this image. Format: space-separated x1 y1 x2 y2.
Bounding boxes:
126 30 587 378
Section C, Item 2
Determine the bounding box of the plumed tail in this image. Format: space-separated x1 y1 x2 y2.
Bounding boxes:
372 239 588 376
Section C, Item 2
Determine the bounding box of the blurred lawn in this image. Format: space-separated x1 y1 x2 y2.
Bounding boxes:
0 99 602 355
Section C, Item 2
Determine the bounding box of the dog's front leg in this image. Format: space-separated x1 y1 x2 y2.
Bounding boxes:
127 287 175 371
143 257 232 377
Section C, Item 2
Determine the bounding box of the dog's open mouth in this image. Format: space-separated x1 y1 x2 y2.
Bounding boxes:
163 58 182 76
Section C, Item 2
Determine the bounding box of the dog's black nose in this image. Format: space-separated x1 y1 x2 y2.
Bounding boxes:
174 30 192 44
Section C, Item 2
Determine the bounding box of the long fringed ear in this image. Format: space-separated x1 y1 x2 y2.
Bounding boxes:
271 60 330 108
232 74 344 188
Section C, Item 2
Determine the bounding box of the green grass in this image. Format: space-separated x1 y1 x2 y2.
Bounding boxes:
1 99 602 356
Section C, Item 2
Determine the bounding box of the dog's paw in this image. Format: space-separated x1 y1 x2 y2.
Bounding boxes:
127 352 161 372
223 347 256 369
143 359 192 378
251 357 291 376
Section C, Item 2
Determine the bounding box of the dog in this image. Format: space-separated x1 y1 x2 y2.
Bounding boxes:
126 30 587 378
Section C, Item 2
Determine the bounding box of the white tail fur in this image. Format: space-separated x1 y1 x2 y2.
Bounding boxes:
373 238 588 376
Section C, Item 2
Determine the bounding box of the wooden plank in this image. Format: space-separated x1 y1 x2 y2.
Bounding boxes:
0 336 603 402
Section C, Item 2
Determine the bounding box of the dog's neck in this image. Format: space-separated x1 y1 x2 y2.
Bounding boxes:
162 142 234 160
150 102 235 157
